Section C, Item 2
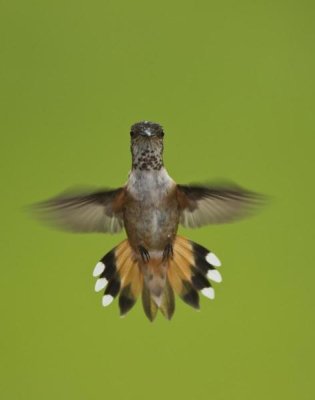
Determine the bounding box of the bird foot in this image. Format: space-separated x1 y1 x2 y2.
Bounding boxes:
139 245 150 263
162 243 174 262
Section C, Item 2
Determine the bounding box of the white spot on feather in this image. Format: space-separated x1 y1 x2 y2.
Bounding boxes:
201 287 215 299
102 295 113 307
95 278 108 292
207 269 222 283
93 262 105 277
206 252 221 267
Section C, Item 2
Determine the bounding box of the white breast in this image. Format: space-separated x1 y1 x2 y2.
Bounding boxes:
127 167 175 202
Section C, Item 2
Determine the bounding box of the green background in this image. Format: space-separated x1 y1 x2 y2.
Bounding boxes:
1 1 314 399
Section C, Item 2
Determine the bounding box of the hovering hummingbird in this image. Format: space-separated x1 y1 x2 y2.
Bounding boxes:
34 121 262 321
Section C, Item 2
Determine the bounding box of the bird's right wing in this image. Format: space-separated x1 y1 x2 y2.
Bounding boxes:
32 187 127 233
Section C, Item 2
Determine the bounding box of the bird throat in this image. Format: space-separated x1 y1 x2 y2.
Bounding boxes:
131 141 164 171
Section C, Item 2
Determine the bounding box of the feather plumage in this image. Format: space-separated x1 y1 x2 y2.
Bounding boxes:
32 187 126 233
177 183 264 228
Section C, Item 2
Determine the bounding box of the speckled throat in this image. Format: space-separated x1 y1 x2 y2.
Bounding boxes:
131 138 164 171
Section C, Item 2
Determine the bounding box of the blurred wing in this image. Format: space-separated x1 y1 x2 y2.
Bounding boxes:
32 187 126 233
177 183 264 228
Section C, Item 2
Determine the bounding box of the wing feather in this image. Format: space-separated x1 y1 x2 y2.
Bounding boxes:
177 183 264 228
32 187 126 233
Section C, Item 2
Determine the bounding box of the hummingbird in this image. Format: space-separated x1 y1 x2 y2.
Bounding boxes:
34 121 262 321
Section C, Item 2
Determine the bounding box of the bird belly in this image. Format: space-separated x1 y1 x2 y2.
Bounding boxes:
124 199 179 251
144 207 176 248
125 168 179 252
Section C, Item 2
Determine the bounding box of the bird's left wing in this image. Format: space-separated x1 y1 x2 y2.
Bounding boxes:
176 183 264 228
32 187 126 233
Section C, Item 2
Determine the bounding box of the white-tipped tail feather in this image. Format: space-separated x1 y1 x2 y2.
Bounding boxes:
207 269 222 283
95 278 108 292
93 262 105 277
201 287 215 299
102 295 114 307
206 252 221 267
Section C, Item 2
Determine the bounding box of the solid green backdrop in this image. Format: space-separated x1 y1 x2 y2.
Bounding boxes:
1 1 314 399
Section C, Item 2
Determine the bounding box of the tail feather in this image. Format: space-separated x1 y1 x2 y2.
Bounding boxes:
159 278 175 320
119 260 142 316
93 240 141 312
92 235 222 320
180 281 200 309
119 285 136 316
168 251 199 309
142 283 158 321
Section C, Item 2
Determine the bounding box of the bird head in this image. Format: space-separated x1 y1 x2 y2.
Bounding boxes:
130 121 164 139
130 121 164 170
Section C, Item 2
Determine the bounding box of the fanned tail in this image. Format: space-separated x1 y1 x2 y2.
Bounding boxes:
92 236 222 321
